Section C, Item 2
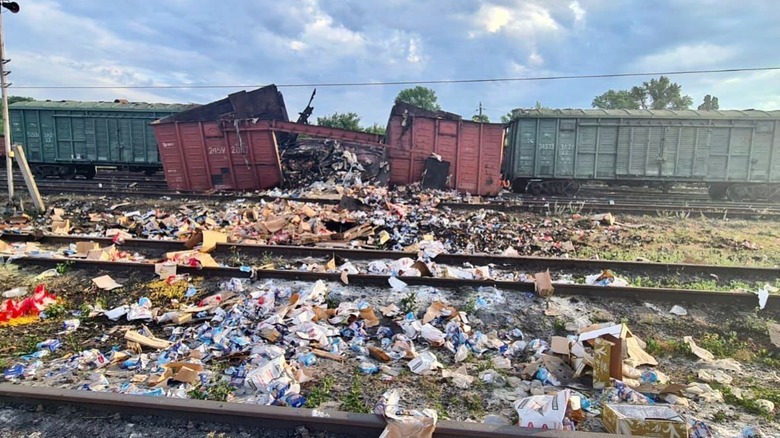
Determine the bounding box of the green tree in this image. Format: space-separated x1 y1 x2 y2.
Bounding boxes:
363 123 386 135
7 96 33 106
471 114 490 123
698 95 720 111
501 109 517 123
592 90 641 110
533 101 550 110
316 112 362 131
394 86 441 111
592 76 692 110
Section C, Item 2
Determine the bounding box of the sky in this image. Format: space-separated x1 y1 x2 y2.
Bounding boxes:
3 0 780 126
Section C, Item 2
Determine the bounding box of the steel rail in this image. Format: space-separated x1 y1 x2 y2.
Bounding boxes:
4 233 778 283
10 256 775 310
0 384 612 438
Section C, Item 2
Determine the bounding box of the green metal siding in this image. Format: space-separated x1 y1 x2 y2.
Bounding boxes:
506 114 780 184
8 105 186 166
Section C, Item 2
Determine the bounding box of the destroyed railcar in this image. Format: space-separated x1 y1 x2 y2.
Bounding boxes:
385 102 505 196
152 85 388 192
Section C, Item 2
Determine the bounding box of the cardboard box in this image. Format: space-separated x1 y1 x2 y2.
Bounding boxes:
602 404 687 437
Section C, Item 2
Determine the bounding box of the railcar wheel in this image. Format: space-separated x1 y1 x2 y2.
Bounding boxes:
59 166 77 179
726 184 750 202
708 184 728 200
83 166 97 180
561 180 580 196
528 181 543 196
144 169 156 177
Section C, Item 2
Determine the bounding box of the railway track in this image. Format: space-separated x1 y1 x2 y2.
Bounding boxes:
5 233 776 310
0 384 600 438
6 233 779 284
2 185 778 218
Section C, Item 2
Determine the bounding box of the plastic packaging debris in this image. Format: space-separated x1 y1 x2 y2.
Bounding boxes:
2 287 26 298
739 426 766 438
513 389 574 431
697 369 733 385
388 276 407 291
757 284 775 310
0 284 57 324
683 336 715 361
61 319 80 332
442 367 474 389
669 305 687 316
408 351 441 375
585 270 629 287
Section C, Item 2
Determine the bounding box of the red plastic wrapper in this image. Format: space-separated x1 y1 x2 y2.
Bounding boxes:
0 284 58 322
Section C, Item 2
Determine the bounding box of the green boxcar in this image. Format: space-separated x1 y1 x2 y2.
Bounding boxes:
504 109 780 201
8 100 193 179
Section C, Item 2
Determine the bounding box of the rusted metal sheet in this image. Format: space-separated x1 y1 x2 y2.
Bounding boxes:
385 102 505 195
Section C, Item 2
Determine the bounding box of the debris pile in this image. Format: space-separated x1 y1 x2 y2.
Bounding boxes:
280 139 389 189
2 273 773 437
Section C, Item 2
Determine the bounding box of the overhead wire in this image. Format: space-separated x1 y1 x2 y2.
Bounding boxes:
7 66 780 90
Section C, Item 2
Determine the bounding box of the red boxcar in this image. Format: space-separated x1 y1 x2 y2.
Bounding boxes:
151 86 288 191
384 102 505 195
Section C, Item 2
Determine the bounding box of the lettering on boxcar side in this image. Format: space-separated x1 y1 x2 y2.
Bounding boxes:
208 146 227 155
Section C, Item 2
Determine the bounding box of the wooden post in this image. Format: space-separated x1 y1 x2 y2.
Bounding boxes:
12 144 45 211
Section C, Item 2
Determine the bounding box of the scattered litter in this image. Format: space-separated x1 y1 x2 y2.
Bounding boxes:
684 336 715 361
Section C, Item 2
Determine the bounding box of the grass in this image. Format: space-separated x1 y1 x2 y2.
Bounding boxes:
462 297 477 315
340 374 370 414
305 376 334 408
55 261 74 275
400 291 418 314
698 332 752 360
718 383 777 420
43 301 68 319
644 337 694 358
188 380 233 402
227 246 245 267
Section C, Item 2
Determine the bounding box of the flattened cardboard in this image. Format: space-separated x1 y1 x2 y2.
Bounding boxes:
92 275 123 291
551 336 571 356
76 241 100 256
201 230 227 252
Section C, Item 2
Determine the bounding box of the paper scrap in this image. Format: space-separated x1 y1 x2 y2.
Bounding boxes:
684 336 715 361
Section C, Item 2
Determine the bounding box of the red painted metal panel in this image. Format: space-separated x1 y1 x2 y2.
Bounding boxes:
152 120 282 192
385 103 505 195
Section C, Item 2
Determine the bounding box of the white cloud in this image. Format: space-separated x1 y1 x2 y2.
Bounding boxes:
634 43 737 71
470 3 560 39
569 1 586 24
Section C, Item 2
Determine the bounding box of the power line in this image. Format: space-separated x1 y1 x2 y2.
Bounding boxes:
7 66 780 90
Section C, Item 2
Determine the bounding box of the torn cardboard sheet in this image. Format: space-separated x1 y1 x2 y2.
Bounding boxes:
376 389 437 438
125 330 173 350
534 270 554 298
92 275 123 291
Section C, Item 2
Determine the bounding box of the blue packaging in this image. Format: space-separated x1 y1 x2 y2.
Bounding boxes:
281 392 306 408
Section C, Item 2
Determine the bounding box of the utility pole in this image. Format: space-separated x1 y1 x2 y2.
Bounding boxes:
478 102 483 119
0 2 19 207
